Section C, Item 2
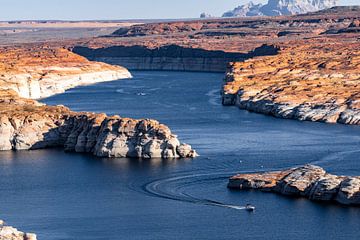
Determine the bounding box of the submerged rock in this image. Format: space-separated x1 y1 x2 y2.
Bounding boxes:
228 165 360 206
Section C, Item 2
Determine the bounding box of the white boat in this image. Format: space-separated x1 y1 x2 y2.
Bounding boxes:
245 204 255 211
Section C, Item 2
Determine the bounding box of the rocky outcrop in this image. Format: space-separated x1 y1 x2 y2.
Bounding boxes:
222 0 338 17
0 89 197 158
0 46 131 99
335 19 360 34
0 220 36 240
222 41 360 125
228 165 360 206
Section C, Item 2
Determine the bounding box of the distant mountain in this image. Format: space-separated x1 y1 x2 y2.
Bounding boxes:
222 0 339 17
200 13 215 18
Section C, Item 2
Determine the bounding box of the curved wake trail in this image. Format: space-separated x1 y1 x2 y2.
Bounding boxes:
136 172 251 211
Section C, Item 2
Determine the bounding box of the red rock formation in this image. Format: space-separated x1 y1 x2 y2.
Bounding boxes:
222 41 360 124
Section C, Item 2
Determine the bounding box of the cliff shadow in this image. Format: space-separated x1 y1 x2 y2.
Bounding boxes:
72 44 280 73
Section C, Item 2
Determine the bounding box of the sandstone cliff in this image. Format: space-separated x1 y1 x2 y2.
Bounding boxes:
0 220 36 240
72 44 279 72
228 165 360 206
0 88 197 158
0 46 131 99
222 41 360 125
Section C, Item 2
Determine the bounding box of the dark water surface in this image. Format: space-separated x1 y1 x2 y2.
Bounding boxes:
0 71 359 239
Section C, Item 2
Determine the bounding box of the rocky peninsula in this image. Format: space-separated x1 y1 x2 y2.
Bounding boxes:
228 165 360 206
222 39 360 125
0 45 197 158
0 45 132 99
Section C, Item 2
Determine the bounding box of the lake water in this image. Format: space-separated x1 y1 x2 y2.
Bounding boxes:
0 71 359 239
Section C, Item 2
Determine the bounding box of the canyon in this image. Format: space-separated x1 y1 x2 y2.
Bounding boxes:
228 165 360 206
70 6 360 126
0 5 359 239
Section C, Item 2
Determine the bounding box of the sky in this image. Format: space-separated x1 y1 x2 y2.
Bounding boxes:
0 0 358 21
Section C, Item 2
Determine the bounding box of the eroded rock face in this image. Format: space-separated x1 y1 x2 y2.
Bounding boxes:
0 220 36 240
0 89 197 159
222 41 360 125
228 165 360 205
0 46 132 99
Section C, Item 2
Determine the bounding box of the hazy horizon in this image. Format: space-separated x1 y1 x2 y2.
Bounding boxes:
0 0 358 21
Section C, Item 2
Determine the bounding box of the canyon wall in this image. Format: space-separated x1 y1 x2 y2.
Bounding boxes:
72 44 279 72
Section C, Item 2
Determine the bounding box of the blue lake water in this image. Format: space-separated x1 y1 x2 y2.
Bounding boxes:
0 71 359 239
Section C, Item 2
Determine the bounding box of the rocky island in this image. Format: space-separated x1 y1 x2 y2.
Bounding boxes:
228 165 360 206
0 45 197 158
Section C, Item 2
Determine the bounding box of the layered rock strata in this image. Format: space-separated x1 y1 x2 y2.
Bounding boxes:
0 220 36 240
228 165 360 205
73 44 279 72
222 41 360 124
0 89 197 158
0 46 131 99
73 7 359 76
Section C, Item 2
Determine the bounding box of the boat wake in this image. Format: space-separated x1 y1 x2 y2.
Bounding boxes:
206 89 222 106
131 172 252 211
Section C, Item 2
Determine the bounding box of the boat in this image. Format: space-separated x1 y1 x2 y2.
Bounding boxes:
245 204 255 211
